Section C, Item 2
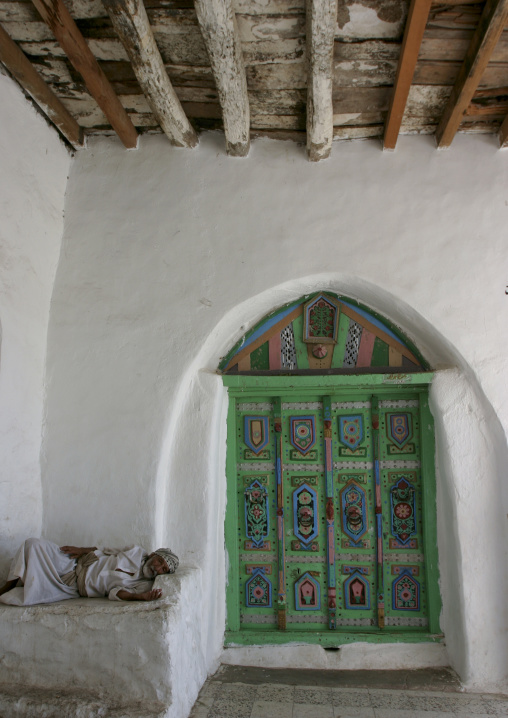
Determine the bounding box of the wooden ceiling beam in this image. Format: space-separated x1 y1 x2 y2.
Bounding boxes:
194 0 250 157
383 0 432 151
103 0 197 148
30 0 138 149
306 0 337 161
0 24 83 147
436 0 508 149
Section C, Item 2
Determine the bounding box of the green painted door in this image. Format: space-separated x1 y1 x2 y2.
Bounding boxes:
225 382 441 645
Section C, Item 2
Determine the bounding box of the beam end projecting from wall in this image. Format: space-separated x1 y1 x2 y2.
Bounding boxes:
30 0 138 149
103 0 198 149
195 0 250 157
435 0 508 150
306 0 337 162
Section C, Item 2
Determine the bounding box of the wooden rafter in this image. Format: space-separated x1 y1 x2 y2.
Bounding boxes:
103 0 197 148
30 0 138 149
0 24 83 148
306 0 337 161
383 0 432 151
436 0 508 149
194 0 250 157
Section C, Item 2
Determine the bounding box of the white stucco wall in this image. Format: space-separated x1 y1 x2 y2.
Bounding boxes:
41 132 508 698
0 71 71 576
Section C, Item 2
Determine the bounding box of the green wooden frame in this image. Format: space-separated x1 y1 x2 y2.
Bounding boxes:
223 373 442 647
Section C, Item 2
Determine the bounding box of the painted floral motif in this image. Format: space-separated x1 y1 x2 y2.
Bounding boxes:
293 484 318 545
390 478 416 544
393 571 420 610
303 295 339 342
340 481 367 543
295 572 321 611
290 416 316 455
246 569 272 607
245 480 269 548
344 571 371 610
387 413 412 448
339 415 364 451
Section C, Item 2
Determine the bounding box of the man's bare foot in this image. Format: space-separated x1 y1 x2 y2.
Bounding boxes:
0 579 18 597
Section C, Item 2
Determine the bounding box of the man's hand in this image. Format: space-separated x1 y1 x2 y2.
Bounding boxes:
137 588 163 601
116 588 163 601
60 546 97 558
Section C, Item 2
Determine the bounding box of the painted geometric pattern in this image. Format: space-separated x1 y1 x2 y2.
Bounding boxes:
246 569 272 608
221 292 426 374
295 572 321 611
344 571 371 610
340 481 368 544
244 480 269 548
387 413 412 448
343 320 362 367
244 416 269 454
392 570 420 610
293 484 319 545
280 324 297 369
390 478 416 545
339 415 364 450
290 416 316 455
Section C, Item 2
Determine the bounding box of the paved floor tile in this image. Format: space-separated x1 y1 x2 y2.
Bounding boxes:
255 684 295 703
332 688 373 708
293 702 334 718
369 689 414 710
407 693 468 712
250 700 293 718
207 696 253 718
221 682 258 699
189 666 508 718
294 686 334 704
482 696 508 716
188 702 211 718
333 707 376 718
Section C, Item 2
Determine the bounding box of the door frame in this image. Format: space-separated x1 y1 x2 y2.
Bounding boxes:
223 373 441 647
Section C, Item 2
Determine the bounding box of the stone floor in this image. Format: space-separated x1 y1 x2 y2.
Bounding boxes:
189 666 508 718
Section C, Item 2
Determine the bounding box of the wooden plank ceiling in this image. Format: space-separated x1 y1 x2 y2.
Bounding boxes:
1 0 508 158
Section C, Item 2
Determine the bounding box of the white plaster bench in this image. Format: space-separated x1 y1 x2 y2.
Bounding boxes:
0 566 205 718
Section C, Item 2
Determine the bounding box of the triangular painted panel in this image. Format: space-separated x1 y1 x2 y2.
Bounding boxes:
219 292 428 374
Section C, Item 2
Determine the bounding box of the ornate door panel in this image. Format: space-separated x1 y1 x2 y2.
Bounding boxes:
229 387 439 643
333 400 377 629
282 400 328 629
237 404 277 629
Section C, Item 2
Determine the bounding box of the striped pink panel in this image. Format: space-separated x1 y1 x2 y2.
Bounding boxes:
269 333 282 370
356 329 376 367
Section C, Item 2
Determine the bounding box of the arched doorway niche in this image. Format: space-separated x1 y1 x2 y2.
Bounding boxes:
156 275 508 692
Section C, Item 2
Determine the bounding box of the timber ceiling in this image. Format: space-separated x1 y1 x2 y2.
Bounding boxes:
1 0 508 160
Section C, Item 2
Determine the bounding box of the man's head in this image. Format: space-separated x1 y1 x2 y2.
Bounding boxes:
142 548 179 578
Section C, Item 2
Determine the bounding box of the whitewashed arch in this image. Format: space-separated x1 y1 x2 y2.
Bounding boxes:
155 274 508 691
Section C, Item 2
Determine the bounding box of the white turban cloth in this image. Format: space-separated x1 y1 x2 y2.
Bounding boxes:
153 548 179 574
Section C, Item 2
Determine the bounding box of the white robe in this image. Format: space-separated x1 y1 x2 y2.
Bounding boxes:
0 538 154 606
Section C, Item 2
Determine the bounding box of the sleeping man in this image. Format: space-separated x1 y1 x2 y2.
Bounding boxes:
0 538 179 605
